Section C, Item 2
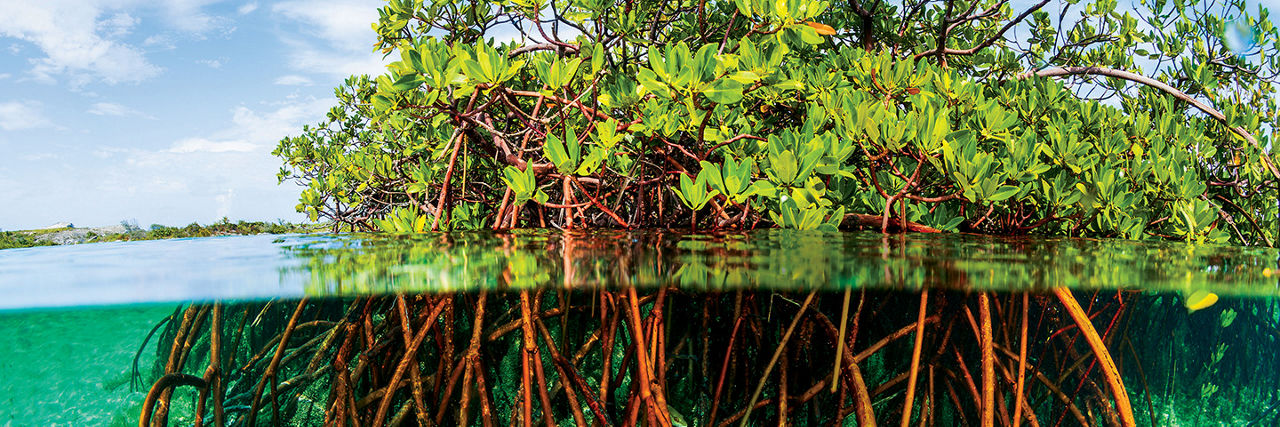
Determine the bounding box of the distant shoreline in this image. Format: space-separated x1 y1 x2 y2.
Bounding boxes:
1 219 323 250
21 224 132 245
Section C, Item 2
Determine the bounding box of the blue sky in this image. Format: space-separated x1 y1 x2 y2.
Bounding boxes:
1 0 1277 231
0 0 389 230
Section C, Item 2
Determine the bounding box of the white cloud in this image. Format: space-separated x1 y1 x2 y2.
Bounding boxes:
238 2 258 15
167 137 257 153
278 43 390 78
227 98 333 144
0 2 160 85
272 0 390 78
73 98 333 224
146 177 190 193
162 0 230 34
20 152 56 161
162 96 332 155
91 146 129 159
0 101 52 131
0 1 237 86
273 74 313 86
87 101 155 119
197 58 224 68
0 73 10 80
96 12 137 38
142 34 176 50
273 0 379 51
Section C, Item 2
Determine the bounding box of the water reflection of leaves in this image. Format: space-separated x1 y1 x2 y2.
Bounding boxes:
279 230 1280 297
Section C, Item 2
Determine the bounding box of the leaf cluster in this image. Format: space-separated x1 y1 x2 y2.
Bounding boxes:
275 0 1280 245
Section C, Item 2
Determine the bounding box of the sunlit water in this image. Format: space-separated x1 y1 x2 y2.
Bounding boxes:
2 231 1277 309
1 230 1278 425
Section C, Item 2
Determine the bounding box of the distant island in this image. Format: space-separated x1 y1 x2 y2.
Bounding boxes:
0 218 322 250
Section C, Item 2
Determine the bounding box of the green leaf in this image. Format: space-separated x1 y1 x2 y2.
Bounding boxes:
591 43 605 75
391 73 424 91
461 59 488 82
403 48 425 73
565 128 582 167
773 0 789 19
647 46 667 80
728 70 761 84
594 118 623 148
372 94 393 113
501 165 536 204
699 160 726 195
772 150 799 184
674 174 696 208
475 46 495 81
705 78 744 104
675 171 719 211
731 157 754 195
501 59 524 83
668 42 692 84
544 133 573 172
638 69 670 98
796 25 824 45
989 185 1021 202
693 44 718 83
534 56 554 86
576 147 608 176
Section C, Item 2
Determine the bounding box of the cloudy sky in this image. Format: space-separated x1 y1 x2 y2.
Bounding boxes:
0 0 389 230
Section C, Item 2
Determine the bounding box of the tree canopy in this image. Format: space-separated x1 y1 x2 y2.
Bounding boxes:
275 0 1280 246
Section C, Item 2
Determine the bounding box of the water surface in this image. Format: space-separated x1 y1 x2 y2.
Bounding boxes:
2 230 1279 426
1 230 1277 310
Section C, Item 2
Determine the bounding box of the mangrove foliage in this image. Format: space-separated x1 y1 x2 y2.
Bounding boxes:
273 0 1280 246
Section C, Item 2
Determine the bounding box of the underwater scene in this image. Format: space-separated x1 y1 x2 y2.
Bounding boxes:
1 230 1278 426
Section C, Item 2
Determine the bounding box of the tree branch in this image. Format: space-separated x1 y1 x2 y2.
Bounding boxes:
1020 66 1280 182
917 0 1049 58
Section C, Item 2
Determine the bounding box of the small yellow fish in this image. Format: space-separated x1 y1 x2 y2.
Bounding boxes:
1185 290 1219 313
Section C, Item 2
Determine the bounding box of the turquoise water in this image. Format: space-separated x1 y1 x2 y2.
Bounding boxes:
0 231 1278 425
0 304 176 426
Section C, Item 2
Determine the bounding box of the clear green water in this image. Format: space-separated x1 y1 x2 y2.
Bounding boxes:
0 304 176 426
0 231 1277 425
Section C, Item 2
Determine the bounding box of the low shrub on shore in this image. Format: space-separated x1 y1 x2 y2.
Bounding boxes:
0 231 53 250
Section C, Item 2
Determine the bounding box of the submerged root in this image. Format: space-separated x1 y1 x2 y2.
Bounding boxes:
136 288 1270 426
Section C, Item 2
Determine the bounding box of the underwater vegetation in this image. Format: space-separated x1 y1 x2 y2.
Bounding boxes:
133 288 1280 426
